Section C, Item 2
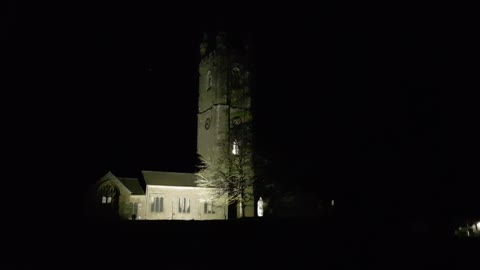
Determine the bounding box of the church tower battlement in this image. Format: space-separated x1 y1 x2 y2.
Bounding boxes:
197 32 255 217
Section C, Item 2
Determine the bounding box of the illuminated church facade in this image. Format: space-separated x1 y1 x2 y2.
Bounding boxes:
94 171 228 220
90 32 256 220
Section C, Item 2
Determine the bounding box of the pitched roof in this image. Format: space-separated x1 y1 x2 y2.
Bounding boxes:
100 171 117 182
142 171 197 187
98 171 132 195
118 177 145 195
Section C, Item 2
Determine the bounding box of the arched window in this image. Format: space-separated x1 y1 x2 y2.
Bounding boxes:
204 201 215 214
97 183 117 205
231 67 241 89
177 198 190 213
150 195 164 212
207 70 213 90
155 197 160 212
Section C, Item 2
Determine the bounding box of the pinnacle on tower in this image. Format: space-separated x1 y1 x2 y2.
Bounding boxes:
215 32 228 50
200 32 209 58
242 32 252 51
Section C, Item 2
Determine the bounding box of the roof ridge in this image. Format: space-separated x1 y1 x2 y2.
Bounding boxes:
142 170 194 175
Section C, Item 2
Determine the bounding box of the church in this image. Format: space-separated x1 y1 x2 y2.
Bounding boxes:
90 32 256 220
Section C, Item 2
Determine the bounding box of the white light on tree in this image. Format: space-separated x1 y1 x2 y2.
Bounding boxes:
232 141 239 155
331 200 334 206
257 197 263 217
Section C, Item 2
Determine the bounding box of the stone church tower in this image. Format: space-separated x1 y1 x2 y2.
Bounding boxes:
197 32 255 217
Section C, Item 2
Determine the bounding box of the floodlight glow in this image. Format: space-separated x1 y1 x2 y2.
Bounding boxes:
257 197 263 217
232 141 239 155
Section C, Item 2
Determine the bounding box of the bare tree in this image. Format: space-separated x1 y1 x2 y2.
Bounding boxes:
196 132 255 217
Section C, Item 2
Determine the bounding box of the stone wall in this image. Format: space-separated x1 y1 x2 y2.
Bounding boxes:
118 193 130 220
145 185 228 220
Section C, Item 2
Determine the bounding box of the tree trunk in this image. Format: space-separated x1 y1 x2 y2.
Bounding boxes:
240 193 246 218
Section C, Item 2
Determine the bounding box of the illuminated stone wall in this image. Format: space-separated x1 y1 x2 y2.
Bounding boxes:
118 193 131 220
145 185 228 220
197 39 253 164
198 52 229 164
197 104 229 164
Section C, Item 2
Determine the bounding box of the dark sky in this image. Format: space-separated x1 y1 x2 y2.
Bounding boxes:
3 3 479 222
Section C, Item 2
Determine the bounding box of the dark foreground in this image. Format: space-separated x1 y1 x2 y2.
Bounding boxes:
3 217 478 269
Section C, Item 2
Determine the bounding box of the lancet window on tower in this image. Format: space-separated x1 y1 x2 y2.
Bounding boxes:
207 70 213 90
231 67 241 89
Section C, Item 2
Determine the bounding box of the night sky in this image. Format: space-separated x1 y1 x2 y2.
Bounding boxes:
3 4 479 224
